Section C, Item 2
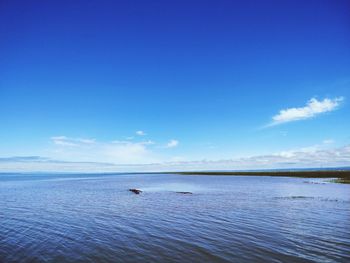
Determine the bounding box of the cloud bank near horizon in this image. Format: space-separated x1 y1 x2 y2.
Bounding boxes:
46 134 180 165
1 143 349 173
1 95 346 173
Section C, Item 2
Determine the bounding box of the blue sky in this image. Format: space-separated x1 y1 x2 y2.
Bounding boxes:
1 0 350 172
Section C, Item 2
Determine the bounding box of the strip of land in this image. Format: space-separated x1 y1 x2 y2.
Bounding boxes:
172 170 350 183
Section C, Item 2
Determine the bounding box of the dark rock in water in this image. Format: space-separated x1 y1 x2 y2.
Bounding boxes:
176 191 192 194
129 189 142 194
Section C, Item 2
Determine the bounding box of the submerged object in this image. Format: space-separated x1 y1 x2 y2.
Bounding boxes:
176 191 192 194
129 188 142 194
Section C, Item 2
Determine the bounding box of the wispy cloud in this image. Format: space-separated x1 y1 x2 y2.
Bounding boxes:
166 139 179 148
50 136 156 164
51 136 96 146
267 97 344 127
51 136 77 146
322 139 334 145
2 142 349 172
0 156 50 163
77 138 96 144
0 136 350 172
111 140 154 145
136 130 146 136
154 143 350 171
48 135 180 164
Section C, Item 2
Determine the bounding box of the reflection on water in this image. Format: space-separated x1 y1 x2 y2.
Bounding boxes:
142 182 203 192
1 173 350 262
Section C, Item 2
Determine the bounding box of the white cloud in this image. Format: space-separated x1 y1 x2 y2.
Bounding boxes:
49 136 157 164
51 136 96 146
322 139 334 145
77 138 96 144
154 143 350 171
51 136 78 146
111 140 154 145
2 133 349 172
136 130 146 136
102 142 150 163
268 97 344 126
1 144 349 172
141 140 155 145
166 139 179 148
111 140 130 144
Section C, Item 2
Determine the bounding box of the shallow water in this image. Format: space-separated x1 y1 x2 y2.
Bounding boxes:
1 173 349 262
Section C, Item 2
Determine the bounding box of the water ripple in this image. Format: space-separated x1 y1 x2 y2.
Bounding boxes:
1 173 349 262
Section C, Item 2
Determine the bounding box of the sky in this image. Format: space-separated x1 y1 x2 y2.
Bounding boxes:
1 0 350 172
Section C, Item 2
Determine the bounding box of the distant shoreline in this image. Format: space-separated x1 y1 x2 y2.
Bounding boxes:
170 170 350 183
1 170 350 183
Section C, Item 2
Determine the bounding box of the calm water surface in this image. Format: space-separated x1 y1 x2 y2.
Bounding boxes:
1 173 349 262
